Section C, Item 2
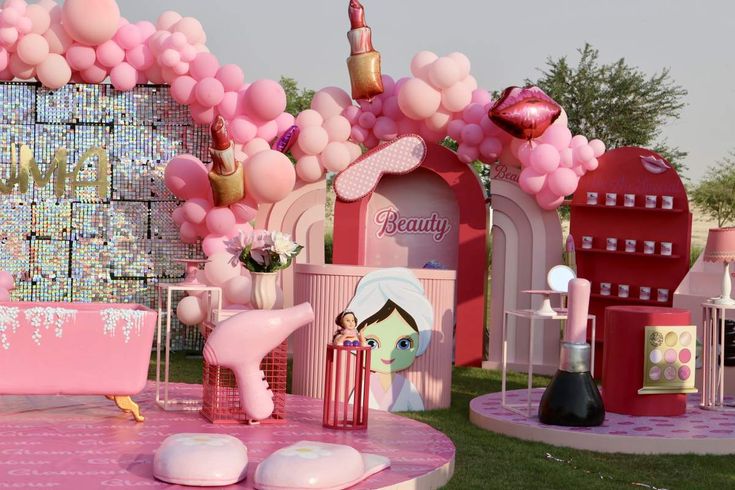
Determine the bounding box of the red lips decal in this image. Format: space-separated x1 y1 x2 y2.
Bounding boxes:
640 155 671 175
489 85 562 140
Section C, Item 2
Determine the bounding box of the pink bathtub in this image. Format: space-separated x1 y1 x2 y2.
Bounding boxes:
0 302 156 419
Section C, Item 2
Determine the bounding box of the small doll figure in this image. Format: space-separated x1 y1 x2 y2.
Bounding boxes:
333 311 364 347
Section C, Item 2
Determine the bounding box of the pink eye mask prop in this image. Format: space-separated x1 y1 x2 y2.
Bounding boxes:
334 134 427 202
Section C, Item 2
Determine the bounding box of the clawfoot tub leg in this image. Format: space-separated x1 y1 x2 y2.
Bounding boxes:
105 395 144 422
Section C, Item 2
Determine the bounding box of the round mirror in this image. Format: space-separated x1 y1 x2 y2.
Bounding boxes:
547 265 576 293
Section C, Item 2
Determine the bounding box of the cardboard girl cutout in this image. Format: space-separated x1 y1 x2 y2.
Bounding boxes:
345 268 434 411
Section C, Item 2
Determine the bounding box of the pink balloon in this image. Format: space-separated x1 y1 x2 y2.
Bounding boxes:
115 23 142 50
559 148 574 168
358 111 376 129
158 48 180 68
461 123 483 146
62 0 120 45
195 77 225 107
16 33 48 65
428 56 461 89
36 53 70 89
425 109 451 132
176 296 206 326
519 167 547 194
0 271 15 290
205 207 236 236
136 20 156 40
345 141 362 161
463 103 487 124
398 78 441 120
530 144 561 173
144 64 163 84
0 49 9 73
230 116 258 144
223 275 251 306
80 62 107 83
457 143 479 164
275 112 296 135
410 50 438 78
179 222 199 244
538 124 572 150
572 144 595 164
172 206 186 225
183 198 210 224
245 150 296 203
297 126 329 155
350 125 368 143
244 79 286 121
44 23 72 54
66 44 95 71
217 91 239 120
479 137 503 162
320 142 351 172
256 120 278 142
589 139 606 158
9 54 34 80
26 4 51 35
381 96 401 120
230 202 257 223
570 135 588 148
583 157 599 171
381 74 396 96
547 167 579 196
311 86 352 119
164 154 210 200
441 82 472 113
216 64 244 92
536 186 565 210
360 97 382 116
447 119 465 141
373 116 398 141
295 109 323 128
0 288 10 302
471 89 492 106
447 52 471 79
170 75 197 104
189 103 215 125
243 138 270 156
189 52 219 80
173 17 205 45
110 62 136 91
341 105 360 125
156 11 182 31
96 40 124 68
295 155 323 183
126 44 154 70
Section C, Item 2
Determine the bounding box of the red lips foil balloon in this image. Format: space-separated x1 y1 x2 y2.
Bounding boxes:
489 86 562 140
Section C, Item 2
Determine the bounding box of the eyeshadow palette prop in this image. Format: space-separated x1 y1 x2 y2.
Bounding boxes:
638 325 698 395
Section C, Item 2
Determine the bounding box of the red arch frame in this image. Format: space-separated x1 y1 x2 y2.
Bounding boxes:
333 142 488 366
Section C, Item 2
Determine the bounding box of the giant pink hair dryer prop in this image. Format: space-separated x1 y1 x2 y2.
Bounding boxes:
203 303 314 420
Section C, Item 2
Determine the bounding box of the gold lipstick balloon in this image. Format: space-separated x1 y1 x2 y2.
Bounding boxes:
209 116 245 207
347 0 384 101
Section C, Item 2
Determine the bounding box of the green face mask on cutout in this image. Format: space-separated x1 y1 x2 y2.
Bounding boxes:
361 309 419 373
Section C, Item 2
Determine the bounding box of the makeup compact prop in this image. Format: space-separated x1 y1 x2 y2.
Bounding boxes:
638 325 697 395
538 278 605 427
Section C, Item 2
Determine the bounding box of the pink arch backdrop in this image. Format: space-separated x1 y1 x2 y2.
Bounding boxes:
0 0 609 364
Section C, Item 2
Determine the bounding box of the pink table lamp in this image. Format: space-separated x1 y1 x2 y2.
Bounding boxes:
703 227 735 306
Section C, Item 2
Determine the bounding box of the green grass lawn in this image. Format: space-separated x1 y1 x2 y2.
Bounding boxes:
151 354 735 489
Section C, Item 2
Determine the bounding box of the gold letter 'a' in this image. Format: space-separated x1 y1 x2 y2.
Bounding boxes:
70 147 109 199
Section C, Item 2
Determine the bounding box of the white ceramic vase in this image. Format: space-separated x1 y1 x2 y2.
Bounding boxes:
250 272 278 310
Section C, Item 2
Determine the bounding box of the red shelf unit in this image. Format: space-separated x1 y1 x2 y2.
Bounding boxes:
570 147 692 375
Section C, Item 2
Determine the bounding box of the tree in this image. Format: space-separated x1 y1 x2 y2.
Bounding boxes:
530 44 688 173
279 76 315 116
691 156 735 227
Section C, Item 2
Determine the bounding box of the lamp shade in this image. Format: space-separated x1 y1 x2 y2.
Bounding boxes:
703 227 735 263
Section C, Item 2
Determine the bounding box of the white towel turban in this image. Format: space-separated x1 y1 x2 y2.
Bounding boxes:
346 268 434 357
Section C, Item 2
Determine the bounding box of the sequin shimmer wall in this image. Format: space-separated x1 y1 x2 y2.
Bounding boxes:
0 82 209 308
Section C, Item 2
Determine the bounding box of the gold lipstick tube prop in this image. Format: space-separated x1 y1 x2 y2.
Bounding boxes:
347 0 384 101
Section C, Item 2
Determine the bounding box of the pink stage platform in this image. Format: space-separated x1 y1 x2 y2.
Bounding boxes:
0 382 455 489
470 388 735 454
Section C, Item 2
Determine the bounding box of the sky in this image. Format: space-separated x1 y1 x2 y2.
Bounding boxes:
118 0 735 181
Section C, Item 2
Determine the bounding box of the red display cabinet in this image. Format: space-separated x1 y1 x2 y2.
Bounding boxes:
570 147 692 374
